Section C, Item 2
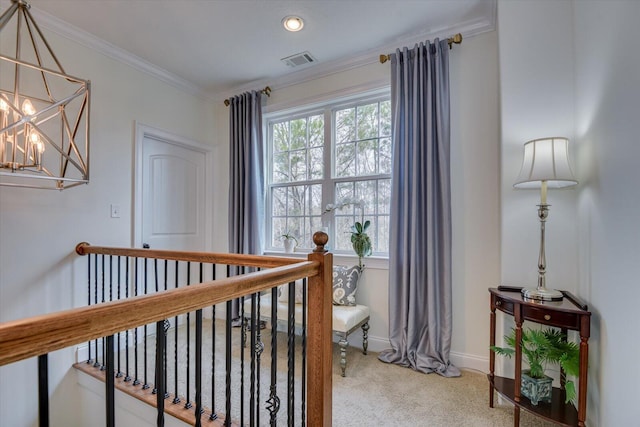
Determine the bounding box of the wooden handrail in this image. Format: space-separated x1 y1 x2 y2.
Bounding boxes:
75 242 300 268
2 236 334 425
0 261 318 366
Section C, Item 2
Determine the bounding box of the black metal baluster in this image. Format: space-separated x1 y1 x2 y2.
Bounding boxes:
125 257 131 382
225 298 232 427
93 254 99 368
195 308 203 427
267 286 280 426
38 354 49 427
87 254 92 364
155 320 166 427
116 256 123 378
250 293 257 425
225 261 233 426
240 267 246 427
194 263 204 425
108 257 114 378
172 260 180 404
100 255 106 371
153 259 160 395
185 262 192 410
256 290 263 427
133 257 140 386
105 335 115 427
209 263 218 421
301 278 307 424
109 255 113 304
164 260 170 399
143 257 149 390
287 281 295 426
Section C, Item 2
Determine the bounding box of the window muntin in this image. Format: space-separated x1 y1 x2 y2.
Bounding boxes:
267 95 391 255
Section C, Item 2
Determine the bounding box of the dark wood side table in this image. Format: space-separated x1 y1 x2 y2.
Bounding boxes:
488 287 591 426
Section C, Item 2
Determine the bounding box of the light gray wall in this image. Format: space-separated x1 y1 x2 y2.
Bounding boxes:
0 27 215 427
1 12 502 427
212 30 501 371
498 0 640 424
574 1 640 425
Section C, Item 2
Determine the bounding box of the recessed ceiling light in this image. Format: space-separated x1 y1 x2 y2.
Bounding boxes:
282 15 304 32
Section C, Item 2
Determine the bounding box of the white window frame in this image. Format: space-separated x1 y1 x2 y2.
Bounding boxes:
264 89 391 257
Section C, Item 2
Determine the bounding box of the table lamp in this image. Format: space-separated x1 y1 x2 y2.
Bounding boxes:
514 137 578 302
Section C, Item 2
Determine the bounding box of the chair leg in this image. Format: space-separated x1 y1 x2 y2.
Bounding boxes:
361 322 369 355
338 334 348 377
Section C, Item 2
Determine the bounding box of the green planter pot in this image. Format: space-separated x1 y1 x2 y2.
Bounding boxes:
521 370 552 405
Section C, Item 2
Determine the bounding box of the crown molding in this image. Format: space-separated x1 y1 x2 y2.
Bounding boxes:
11 0 496 104
26 5 210 101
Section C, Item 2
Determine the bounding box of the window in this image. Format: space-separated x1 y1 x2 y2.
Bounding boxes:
266 93 391 255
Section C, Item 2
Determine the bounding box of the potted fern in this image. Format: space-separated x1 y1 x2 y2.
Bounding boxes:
491 327 580 405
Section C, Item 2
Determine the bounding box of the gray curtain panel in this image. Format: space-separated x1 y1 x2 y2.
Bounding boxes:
378 40 460 377
228 90 265 323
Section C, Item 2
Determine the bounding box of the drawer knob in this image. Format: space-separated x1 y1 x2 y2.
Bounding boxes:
496 301 502 306
544 314 551 321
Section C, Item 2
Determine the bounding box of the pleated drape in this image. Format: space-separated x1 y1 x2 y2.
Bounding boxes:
228 90 264 323
378 39 459 377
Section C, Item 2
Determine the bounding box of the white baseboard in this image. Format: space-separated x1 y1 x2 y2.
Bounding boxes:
344 333 489 373
76 324 489 374
450 350 489 373
340 333 491 373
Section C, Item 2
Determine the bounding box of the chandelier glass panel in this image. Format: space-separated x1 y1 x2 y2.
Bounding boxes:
0 0 90 190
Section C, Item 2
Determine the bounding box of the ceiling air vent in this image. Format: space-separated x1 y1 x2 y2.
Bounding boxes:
281 51 317 68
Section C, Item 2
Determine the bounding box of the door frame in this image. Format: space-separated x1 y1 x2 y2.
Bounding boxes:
133 121 214 251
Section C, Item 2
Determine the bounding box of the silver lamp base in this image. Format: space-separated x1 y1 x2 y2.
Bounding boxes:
521 287 564 302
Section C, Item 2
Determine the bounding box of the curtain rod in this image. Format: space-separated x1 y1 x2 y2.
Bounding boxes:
224 86 272 106
379 33 463 64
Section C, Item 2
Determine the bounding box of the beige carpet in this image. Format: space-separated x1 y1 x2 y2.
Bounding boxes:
333 344 555 426
119 320 555 426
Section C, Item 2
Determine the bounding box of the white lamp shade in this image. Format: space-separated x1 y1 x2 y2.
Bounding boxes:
514 137 578 189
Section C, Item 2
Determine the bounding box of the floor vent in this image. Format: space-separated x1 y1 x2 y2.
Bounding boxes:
281 51 317 68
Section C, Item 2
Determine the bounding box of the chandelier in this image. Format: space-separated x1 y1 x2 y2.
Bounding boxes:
0 0 90 190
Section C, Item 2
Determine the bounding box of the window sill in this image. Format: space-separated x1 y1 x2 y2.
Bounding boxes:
263 251 389 270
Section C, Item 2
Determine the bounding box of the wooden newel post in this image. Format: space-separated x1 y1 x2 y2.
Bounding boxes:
307 231 333 427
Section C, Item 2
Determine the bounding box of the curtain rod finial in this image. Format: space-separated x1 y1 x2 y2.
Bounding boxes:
448 33 463 49
379 54 390 64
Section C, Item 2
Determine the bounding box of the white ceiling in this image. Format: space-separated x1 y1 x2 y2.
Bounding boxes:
14 0 496 98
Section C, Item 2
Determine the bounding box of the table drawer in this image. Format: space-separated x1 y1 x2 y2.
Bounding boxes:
494 297 514 316
523 306 580 330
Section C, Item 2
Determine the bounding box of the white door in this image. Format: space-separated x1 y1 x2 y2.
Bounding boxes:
134 123 212 252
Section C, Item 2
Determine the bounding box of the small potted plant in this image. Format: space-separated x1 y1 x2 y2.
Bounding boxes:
280 232 298 253
491 327 580 405
350 219 372 270
324 199 372 269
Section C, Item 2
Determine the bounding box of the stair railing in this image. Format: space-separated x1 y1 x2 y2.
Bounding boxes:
0 233 333 427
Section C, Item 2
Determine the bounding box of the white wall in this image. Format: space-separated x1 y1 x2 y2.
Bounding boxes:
211 30 501 370
0 27 215 427
449 30 501 369
1 13 502 427
498 0 640 424
573 1 640 425
498 0 578 292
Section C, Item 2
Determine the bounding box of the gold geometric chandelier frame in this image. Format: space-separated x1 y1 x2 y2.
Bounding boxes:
0 0 90 190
